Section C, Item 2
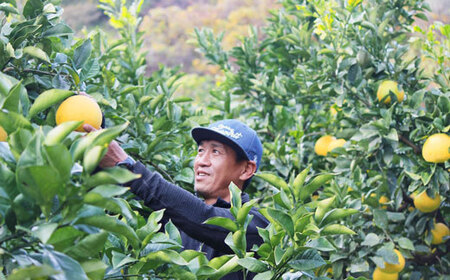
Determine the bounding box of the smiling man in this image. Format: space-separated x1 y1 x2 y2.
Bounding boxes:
85 119 268 280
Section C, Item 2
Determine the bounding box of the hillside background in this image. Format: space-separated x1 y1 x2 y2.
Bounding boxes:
61 0 448 99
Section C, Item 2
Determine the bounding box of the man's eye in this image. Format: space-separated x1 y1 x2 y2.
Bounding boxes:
213 149 220 154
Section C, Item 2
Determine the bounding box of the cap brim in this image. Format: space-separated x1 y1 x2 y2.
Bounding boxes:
191 127 249 160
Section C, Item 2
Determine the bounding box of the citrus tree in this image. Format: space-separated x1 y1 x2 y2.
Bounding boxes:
0 0 359 279
196 0 449 279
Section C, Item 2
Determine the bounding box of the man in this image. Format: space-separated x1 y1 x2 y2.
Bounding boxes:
84 119 269 279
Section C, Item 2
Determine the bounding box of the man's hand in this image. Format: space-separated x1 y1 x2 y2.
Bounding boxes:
83 124 128 168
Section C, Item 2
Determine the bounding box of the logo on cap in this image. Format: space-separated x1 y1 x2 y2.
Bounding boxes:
211 124 243 140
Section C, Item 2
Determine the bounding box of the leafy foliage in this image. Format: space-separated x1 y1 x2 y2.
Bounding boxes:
0 0 448 279
195 0 449 278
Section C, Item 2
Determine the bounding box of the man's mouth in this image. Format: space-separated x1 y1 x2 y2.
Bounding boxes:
196 171 210 177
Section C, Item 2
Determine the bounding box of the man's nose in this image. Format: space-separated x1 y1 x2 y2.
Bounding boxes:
196 152 211 166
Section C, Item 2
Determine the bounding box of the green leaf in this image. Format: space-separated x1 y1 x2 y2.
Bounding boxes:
174 167 194 183
373 209 388 228
293 165 310 198
47 227 84 251
23 46 50 63
0 3 19 15
73 40 92 69
23 0 43 19
75 215 140 249
397 237 415 250
91 122 129 147
0 109 32 133
28 89 74 119
289 249 326 270
65 231 108 260
85 167 141 188
361 233 380 247
236 199 257 225
299 174 333 201
44 121 82 146
16 165 62 216
89 184 129 197
42 23 73 37
204 216 238 232
267 208 294 238
111 251 137 269
32 223 58 244
7 265 59 280
306 237 336 252
350 261 370 273
253 271 274 280
237 257 267 273
229 182 242 216
321 224 356 235
348 63 362 85
43 249 89 280
83 192 136 227
315 196 336 223
209 255 240 279
256 172 289 192
80 259 107 280
377 247 399 265
80 58 100 81
83 145 106 174
321 208 359 225
70 130 99 162
1 81 23 113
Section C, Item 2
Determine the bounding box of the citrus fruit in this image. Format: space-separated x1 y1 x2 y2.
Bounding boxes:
55 95 102 132
330 104 341 116
379 196 389 209
314 135 335 156
413 191 441 213
380 249 405 273
373 267 398 280
422 133 450 163
327 138 346 153
377 80 404 104
0 125 7 142
431 223 449 245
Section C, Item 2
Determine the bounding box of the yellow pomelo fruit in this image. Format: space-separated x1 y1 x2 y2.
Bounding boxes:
422 133 450 163
373 267 398 280
314 135 335 156
413 191 441 213
431 223 449 245
330 104 342 116
55 95 102 132
380 249 405 273
377 80 404 104
379 196 389 209
327 138 346 154
0 126 7 142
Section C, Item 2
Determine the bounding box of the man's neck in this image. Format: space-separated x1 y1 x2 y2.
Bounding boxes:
204 194 230 205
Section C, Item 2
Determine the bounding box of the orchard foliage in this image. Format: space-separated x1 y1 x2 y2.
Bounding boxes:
0 0 359 279
196 0 449 278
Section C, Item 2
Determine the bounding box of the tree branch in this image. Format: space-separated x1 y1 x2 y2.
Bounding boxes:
398 134 421 154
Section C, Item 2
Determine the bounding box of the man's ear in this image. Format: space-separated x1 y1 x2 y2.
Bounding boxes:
239 160 257 181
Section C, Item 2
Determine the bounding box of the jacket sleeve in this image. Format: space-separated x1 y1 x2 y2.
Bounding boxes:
128 161 269 253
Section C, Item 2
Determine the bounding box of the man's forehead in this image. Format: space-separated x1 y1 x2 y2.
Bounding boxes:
199 139 227 148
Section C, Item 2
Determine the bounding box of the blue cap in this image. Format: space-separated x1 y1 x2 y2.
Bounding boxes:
191 119 263 171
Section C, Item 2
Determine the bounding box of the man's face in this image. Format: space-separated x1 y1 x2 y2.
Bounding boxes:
194 140 246 203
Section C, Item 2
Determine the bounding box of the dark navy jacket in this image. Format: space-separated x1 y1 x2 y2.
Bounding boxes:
129 162 269 279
